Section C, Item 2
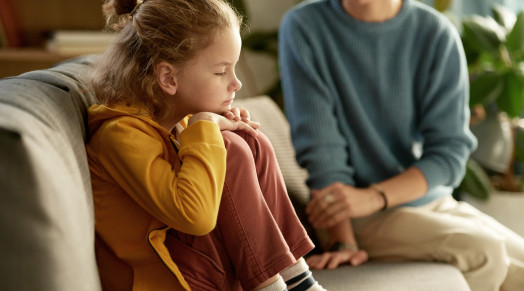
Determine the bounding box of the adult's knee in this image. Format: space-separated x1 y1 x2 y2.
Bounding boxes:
442 229 508 281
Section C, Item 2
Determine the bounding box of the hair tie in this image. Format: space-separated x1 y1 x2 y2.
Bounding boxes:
130 0 144 16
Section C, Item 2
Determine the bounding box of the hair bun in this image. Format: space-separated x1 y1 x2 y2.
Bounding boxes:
102 0 139 31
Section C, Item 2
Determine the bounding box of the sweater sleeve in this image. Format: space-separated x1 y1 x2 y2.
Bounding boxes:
412 21 477 191
279 10 356 190
91 118 226 235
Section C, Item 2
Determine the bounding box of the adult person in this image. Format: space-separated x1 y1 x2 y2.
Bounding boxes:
279 0 524 290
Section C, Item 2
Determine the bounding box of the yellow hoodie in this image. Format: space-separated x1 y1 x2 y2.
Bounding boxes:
86 104 227 290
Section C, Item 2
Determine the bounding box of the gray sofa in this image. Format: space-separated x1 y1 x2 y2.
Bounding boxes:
0 56 470 290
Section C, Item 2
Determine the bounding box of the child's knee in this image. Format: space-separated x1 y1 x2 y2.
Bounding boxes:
244 130 275 157
221 131 252 160
222 130 274 157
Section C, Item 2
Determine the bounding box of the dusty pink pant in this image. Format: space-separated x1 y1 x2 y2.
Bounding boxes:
165 130 314 290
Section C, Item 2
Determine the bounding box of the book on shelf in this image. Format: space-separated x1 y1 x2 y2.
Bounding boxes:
0 0 24 47
0 19 7 48
46 30 116 55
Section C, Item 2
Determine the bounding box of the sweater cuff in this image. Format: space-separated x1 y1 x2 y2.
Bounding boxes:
179 120 225 148
414 159 453 192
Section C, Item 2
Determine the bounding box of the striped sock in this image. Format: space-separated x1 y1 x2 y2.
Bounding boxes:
280 258 326 291
257 276 287 291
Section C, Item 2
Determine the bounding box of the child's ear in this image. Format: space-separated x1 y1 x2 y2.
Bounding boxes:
157 61 178 95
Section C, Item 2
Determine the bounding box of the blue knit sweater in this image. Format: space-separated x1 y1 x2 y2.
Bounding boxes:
279 0 477 206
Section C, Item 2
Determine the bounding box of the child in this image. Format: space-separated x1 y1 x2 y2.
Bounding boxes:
86 0 325 290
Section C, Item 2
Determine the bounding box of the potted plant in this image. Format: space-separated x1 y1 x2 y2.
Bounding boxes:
458 5 524 237
459 5 524 194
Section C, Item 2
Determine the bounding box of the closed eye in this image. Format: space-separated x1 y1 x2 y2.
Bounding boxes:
215 72 226 76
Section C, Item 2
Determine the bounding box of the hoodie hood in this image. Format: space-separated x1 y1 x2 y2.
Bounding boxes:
88 104 169 137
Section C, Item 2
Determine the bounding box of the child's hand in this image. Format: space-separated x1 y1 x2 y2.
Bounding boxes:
224 107 242 122
188 112 260 137
224 107 260 131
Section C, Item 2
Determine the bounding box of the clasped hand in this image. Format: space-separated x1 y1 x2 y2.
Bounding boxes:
189 107 260 137
306 182 380 229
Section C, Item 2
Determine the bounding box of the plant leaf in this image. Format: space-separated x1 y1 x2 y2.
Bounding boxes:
462 15 506 53
434 0 452 12
496 69 524 118
469 71 504 107
459 159 493 200
492 4 517 31
462 35 481 64
506 11 524 54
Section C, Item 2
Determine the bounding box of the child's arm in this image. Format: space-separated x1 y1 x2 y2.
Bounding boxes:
92 117 227 235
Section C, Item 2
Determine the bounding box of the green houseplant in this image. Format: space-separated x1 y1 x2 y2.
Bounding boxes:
458 5 524 199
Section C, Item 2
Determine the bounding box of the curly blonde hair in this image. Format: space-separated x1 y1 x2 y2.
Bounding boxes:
91 0 242 121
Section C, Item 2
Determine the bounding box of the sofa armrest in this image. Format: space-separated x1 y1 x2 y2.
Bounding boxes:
0 56 101 291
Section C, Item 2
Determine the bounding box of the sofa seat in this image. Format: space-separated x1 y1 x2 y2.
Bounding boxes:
312 262 469 290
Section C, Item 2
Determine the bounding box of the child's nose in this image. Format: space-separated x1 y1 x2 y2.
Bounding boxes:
231 77 242 92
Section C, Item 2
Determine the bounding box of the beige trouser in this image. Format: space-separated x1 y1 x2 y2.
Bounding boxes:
352 196 524 291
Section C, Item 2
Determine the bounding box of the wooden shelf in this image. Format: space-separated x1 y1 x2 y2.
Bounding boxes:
0 0 105 78
0 48 77 78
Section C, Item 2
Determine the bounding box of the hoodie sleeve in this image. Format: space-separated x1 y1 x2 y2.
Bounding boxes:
89 116 226 236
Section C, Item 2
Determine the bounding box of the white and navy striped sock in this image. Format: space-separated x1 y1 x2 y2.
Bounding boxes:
257 276 287 291
280 258 326 291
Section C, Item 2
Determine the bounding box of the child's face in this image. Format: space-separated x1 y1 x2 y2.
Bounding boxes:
174 27 242 116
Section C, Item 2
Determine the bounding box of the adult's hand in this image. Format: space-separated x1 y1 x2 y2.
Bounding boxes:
306 249 368 270
306 182 384 228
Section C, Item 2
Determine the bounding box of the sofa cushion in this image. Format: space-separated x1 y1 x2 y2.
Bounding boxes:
313 262 469 290
0 56 101 291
